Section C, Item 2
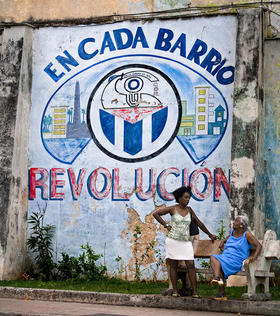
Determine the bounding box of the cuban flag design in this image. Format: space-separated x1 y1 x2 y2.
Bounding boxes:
99 107 168 155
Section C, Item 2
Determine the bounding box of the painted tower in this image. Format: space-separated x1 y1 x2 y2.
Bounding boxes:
66 81 90 138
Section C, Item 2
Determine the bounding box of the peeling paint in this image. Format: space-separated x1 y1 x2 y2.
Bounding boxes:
64 201 80 227
121 206 166 280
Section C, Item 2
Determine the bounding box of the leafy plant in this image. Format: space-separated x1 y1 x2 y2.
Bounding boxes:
26 207 56 281
201 260 211 269
57 243 107 281
56 252 81 280
133 225 159 281
133 225 142 281
114 256 126 278
217 219 226 240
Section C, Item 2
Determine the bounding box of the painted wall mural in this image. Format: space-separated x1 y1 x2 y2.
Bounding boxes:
29 17 237 279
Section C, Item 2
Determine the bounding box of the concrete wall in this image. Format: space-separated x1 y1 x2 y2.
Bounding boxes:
0 1 280 280
0 27 32 279
230 9 263 237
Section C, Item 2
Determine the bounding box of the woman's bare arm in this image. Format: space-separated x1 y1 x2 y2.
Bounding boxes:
152 206 174 230
245 231 262 262
190 208 216 241
219 235 230 251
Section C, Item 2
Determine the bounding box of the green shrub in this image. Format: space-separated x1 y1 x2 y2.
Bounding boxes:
26 209 56 281
57 243 107 281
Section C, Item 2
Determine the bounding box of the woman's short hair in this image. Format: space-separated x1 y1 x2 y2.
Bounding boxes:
172 186 191 203
238 215 248 230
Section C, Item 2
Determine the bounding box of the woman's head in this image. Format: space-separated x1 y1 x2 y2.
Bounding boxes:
173 186 191 203
233 215 248 231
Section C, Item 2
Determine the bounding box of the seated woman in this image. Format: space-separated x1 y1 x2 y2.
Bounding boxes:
210 215 262 301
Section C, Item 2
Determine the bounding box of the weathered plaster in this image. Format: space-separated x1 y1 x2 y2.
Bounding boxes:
233 82 258 123
231 157 255 189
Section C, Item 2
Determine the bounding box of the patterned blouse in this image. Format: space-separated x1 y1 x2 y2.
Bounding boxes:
166 208 191 241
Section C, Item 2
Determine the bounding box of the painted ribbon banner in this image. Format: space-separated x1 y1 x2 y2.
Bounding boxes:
29 17 237 279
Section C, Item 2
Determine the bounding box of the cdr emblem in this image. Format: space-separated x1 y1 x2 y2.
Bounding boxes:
87 64 182 162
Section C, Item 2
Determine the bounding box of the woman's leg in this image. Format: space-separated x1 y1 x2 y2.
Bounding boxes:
210 256 227 298
166 259 172 289
218 282 226 296
185 260 198 295
169 259 179 294
210 256 223 279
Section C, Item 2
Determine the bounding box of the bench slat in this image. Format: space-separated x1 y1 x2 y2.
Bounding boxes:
193 240 221 258
178 267 247 276
254 270 275 278
178 268 275 278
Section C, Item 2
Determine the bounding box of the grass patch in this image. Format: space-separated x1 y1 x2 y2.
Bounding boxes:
0 279 279 300
0 279 167 295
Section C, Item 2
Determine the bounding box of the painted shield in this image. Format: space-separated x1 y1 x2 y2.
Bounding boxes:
87 64 182 162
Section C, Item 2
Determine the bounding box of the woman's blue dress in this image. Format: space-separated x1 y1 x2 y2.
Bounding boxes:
212 229 251 279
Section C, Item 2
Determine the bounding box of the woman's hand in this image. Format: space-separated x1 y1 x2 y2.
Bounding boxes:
209 234 217 241
244 256 257 264
166 225 172 231
219 240 225 251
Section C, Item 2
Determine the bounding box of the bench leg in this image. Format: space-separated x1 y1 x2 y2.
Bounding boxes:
243 264 256 296
242 275 272 301
264 278 270 294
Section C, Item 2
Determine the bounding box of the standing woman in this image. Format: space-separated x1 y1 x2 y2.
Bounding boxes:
153 186 216 297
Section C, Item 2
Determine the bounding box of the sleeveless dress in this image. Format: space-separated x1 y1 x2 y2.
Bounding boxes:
212 229 251 279
165 209 194 260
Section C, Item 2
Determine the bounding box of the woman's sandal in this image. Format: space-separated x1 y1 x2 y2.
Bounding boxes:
211 293 227 301
172 292 180 297
210 277 224 286
192 294 201 298
162 288 173 296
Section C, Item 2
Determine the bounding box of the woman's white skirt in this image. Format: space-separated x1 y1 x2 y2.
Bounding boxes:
165 237 194 260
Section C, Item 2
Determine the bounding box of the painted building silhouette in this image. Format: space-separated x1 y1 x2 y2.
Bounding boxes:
208 105 226 135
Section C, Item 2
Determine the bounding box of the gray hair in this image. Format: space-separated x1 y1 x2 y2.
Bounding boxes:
238 215 248 230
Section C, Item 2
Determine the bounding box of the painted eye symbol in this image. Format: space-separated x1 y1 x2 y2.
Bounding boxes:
124 77 143 93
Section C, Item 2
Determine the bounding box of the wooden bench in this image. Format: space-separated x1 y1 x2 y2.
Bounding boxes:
176 229 280 300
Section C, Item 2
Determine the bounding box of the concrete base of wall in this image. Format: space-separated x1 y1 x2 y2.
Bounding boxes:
0 287 279 315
